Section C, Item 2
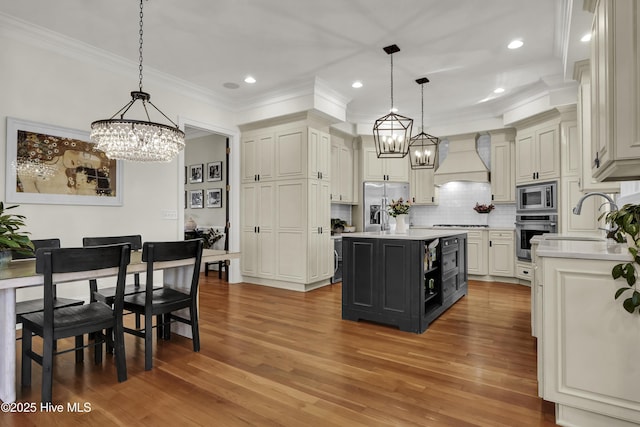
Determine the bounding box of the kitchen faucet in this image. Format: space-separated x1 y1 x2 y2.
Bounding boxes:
572 192 618 215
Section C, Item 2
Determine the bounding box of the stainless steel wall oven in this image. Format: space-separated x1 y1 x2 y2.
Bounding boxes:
515 214 557 260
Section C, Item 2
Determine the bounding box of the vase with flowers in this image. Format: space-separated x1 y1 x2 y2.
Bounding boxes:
388 198 411 233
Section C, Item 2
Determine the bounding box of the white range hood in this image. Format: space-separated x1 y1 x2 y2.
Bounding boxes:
434 132 489 186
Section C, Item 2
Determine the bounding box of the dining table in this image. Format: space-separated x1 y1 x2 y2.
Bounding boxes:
0 248 240 403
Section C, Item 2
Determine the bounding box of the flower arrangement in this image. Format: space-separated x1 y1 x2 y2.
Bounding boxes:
473 203 495 214
388 198 411 217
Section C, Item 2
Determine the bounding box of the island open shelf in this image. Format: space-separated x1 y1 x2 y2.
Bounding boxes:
341 230 468 333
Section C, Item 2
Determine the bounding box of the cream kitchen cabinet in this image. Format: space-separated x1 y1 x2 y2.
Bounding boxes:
515 116 560 184
515 260 532 282
466 229 488 276
241 132 275 183
362 144 409 182
573 60 619 193
308 128 330 181
560 176 605 237
488 230 515 277
590 0 640 182
409 167 438 205
240 182 276 278
489 129 516 203
308 179 332 282
330 135 354 203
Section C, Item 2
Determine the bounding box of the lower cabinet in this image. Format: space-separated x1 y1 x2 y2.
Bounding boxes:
488 230 515 277
342 234 467 333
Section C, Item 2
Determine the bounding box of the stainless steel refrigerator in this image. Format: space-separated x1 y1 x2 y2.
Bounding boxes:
363 182 410 232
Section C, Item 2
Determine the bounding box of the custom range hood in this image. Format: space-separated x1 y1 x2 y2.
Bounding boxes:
434 132 489 185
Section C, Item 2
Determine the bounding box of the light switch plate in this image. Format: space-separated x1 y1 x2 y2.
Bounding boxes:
161 210 177 220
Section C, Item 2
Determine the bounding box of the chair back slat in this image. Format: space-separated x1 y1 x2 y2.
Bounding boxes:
83 235 142 251
12 238 60 260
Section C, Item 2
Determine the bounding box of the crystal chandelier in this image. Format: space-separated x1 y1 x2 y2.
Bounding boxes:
409 78 439 169
373 44 413 159
11 158 56 180
90 0 185 162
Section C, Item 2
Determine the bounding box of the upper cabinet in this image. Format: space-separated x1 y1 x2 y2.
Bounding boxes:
308 128 330 181
590 0 640 181
242 125 331 184
410 168 438 205
330 133 355 204
515 111 561 185
573 60 619 193
362 143 410 182
489 129 516 203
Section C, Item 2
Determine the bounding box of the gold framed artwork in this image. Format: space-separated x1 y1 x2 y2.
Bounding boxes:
5 117 123 206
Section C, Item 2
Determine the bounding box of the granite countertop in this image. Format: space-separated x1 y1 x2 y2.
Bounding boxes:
533 233 631 261
342 229 467 240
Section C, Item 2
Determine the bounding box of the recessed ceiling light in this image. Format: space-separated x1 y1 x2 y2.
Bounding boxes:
494 87 505 94
581 33 592 42
244 76 256 84
352 81 363 89
507 39 524 49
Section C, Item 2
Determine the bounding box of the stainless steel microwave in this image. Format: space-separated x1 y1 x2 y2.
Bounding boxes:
516 181 557 212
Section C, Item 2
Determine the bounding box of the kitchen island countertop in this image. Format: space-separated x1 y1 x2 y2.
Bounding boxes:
532 234 631 261
343 229 467 240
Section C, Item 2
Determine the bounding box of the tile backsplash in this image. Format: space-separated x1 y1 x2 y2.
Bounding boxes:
331 204 353 225
411 181 516 228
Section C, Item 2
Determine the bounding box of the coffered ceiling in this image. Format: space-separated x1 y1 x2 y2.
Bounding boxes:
0 0 593 131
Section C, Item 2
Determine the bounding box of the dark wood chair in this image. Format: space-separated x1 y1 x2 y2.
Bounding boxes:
203 226 229 280
14 238 84 328
21 243 131 403
123 239 203 371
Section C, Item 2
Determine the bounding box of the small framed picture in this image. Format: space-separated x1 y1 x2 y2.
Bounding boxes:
189 164 203 183
207 188 222 208
184 190 187 209
184 166 187 185
207 161 222 182
190 189 204 209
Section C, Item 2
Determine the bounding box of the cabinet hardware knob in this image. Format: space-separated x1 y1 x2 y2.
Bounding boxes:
523 270 529 274
595 152 600 168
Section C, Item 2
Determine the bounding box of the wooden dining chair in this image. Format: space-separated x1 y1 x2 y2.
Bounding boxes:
21 243 131 403
123 239 203 371
14 239 84 327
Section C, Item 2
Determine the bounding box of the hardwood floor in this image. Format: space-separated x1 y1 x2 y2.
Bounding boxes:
6 278 557 426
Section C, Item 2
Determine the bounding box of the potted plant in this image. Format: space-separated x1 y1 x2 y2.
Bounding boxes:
0 201 34 267
601 203 640 314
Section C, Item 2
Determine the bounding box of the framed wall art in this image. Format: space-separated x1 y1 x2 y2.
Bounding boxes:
190 189 204 209
5 117 123 206
206 188 222 208
207 161 222 182
189 164 203 183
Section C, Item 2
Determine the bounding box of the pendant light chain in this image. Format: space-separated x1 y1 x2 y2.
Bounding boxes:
138 0 144 92
390 53 394 111
421 83 424 131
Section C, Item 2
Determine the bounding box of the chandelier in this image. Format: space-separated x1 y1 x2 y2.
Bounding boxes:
373 44 413 159
408 77 439 169
90 0 185 162
11 158 56 180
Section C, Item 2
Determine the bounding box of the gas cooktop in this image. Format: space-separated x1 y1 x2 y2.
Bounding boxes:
432 224 489 228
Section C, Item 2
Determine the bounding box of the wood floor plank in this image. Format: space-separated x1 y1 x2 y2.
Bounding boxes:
6 278 557 426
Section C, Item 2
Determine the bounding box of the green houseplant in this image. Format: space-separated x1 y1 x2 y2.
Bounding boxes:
601 203 640 314
0 201 34 266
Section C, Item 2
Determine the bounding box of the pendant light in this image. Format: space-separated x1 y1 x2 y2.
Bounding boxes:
90 0 185 162
373 44 413 159
408 77 439 169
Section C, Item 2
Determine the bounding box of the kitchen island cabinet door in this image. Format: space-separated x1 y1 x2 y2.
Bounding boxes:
342 238 416 331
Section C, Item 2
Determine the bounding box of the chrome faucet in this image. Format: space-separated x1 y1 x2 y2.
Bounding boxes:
572 192 618 215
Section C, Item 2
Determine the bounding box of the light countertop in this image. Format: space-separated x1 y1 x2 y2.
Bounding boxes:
533 234 631 261
342 229 466 240
410 226 515 231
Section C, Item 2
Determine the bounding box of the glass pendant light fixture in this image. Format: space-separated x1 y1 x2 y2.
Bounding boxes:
408 77 439 169
373 44 413 158
90 0 185 162
11 158 56 180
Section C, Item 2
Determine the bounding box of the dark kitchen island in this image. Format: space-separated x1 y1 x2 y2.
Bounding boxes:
342 230 467 333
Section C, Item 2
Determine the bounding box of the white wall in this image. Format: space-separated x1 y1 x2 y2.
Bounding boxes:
1 30 240 301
